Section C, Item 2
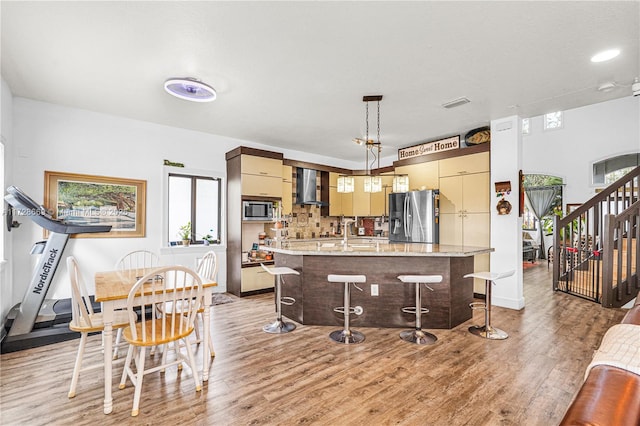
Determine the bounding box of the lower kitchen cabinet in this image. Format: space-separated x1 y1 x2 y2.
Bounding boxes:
241 264 274 293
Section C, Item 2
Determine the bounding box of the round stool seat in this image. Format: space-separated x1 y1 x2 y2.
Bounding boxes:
328 274 366 283
463 270 514 281
398 275 443 284
263 266 300 277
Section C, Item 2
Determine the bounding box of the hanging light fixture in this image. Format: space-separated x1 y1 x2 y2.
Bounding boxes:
362 95 383 193
164 77 217 102
392 175 410 192
336 175 355 193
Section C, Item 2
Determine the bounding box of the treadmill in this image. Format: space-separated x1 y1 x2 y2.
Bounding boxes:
1 186 112 353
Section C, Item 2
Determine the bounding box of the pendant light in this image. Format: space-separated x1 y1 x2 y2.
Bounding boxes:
362 96 383 193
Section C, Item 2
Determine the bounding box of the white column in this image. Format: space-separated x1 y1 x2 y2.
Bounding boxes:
490 115 524 310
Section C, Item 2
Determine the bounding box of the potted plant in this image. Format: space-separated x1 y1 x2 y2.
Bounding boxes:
178 221 192 246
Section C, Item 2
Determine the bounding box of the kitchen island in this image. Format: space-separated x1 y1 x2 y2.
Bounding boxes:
264 239 492 329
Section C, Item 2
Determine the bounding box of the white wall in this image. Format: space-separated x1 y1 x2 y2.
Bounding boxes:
1 77 14 325
9 98 361 306
522 96 640 205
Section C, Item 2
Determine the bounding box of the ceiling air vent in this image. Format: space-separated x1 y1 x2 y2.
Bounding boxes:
442 97 471 109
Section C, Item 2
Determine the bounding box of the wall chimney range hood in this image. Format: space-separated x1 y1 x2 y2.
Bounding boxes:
295 168 327 206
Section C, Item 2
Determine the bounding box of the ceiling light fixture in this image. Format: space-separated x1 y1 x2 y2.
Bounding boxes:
590 49 620 63
442 97 471 109
597 82 617 92
164 77 217 102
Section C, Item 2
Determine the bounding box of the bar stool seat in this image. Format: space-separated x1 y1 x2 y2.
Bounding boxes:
398 275 443 345
328 274 366 344
464 270 515 340
261 264 299 334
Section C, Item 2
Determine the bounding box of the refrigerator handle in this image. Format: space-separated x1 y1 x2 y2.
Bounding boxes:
403 195 409 237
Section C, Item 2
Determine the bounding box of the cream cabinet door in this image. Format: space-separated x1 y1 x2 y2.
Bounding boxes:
438 213 463 246
329 186 342 216
438 175 464 214
369 176 393 216
463 213 490 246
241 265 274 292
352 176 371 217
281 165 293 215
241 155 282 177
439 152 489 177
242 175 282 198
395 161 439 192
341 192 353 217
463 172 490 213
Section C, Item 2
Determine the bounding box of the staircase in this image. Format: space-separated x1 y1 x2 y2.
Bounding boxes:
552 166 639 307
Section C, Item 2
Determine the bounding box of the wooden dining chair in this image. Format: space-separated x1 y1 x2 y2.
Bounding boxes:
113 249 160 359
118 266 203 417
67 256 131 398
194 251 217 357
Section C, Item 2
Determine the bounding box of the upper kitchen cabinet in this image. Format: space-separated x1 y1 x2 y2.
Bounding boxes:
281 165 293 216
394 160 439 191
352 176 371 217
438 151 489 177
329 172 353 216
240 154 283 198
369 175 394 216
439 172 490 214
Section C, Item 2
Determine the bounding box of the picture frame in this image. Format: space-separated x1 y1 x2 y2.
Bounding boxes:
566 203 582 215
44 171 146 238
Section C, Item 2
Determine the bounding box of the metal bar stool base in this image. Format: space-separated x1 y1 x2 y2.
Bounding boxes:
263 320 296 334
468 325 508 340
329 329 365 344
400 329 437 345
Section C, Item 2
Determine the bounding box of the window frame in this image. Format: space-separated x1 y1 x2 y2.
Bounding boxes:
163 166 225 248
543 111 563 130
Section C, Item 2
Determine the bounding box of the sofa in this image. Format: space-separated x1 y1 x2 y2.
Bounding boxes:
559 293 640 425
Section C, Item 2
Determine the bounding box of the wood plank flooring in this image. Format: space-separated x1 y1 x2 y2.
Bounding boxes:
0 264 628 425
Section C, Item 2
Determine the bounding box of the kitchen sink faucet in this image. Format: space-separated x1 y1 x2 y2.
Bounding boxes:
342 217 357 245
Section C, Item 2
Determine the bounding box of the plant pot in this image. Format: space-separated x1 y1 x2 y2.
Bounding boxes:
182 239 190 247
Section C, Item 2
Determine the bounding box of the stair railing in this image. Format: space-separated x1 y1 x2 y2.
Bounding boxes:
552 166 639 303
602 200 640 307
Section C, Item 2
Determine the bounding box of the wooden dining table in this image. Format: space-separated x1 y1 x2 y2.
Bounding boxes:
94 267 217 415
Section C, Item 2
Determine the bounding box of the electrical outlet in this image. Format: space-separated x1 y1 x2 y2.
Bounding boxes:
371 284 379 296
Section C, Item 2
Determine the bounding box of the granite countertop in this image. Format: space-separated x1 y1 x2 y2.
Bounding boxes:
262 239 493 257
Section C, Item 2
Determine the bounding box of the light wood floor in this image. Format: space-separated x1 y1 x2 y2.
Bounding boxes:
0 264 627 425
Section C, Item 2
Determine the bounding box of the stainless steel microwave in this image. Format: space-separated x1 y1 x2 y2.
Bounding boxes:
242 201 274 221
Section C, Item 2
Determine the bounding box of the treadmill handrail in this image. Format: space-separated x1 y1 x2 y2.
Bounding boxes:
5 186 112 234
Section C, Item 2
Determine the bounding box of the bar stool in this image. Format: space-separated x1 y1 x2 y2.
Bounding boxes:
261 264 298 333
464 270 515 340
397 275 443 345
328 274 366 344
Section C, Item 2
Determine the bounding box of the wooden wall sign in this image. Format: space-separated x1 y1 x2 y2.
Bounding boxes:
397 135 460 160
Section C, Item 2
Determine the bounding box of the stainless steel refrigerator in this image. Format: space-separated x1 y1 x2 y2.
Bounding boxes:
389 190 439 243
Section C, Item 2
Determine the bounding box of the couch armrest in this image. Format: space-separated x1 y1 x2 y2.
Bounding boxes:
559 365 640 426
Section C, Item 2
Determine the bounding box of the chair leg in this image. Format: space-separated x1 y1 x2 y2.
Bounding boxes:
193 315 202 342
68 332 87 398
119 344 134 389
131 346 146 417
182 337 202 392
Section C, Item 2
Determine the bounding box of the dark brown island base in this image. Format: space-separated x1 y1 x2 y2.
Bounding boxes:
264 240 493 329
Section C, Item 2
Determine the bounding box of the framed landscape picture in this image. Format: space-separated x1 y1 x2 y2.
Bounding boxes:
44 171 146 238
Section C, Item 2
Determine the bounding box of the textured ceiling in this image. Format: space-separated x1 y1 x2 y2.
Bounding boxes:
2 1 638 163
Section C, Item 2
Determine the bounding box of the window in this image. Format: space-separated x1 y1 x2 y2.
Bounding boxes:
592 153 640 185
167 172 222 245
523 174 563 235
543 111 563 130
521 118 530 135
